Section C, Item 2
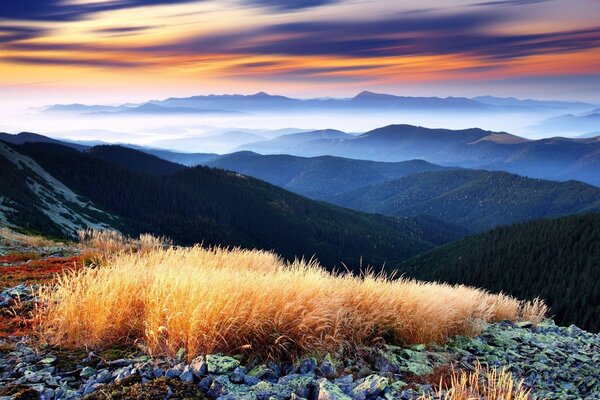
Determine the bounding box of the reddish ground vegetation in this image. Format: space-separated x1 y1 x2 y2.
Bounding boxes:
0 255 83 288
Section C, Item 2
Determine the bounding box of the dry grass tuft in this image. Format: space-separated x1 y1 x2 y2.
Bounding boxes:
421 362 532 400
37 246 546 361
0 228 60 248
78 229 172 264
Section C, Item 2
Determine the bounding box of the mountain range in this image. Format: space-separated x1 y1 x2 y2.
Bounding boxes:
327 169 600 232
205 151 447 199
200 151 600 232
0 140 466 269
44 92 599 116
238 124 600 186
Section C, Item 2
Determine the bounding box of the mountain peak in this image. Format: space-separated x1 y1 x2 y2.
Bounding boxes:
354 90 388 100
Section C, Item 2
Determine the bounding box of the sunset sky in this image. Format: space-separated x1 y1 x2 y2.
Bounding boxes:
1 0 600 104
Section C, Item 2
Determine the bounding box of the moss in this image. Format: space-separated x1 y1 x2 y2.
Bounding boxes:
83 377 207 400
0 384 40 400
96 345 141 362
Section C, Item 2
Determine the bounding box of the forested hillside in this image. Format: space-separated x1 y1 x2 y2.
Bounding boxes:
329 169 600 231
11 142 466 269
401 214 600 332
206 152 447 198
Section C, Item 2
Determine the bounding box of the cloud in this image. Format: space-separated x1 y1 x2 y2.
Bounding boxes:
0 0 337 22
2 56 143 68
144 11 600 61
0 26 46 43
472 0 551 6
0 0 201 21
94 26 152 35
244 0 339 11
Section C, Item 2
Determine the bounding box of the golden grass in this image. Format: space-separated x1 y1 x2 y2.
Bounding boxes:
37 246 546 361
77 229 172 264
421 362 532 400
0 228 61 247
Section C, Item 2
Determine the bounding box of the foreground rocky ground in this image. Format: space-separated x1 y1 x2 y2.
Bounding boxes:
1 244 599 400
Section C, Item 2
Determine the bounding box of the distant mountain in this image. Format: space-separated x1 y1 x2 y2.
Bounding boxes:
205 152 447 199
9 142 466 269
238 129 353 154
152 131 269 153
532 113 600 135
576 132 600 139
327 169 600 232
473 96 598 113
44 104 125 113
86 145 187 176
239 124 600 186
0 132 88 151
44 91 540 116
127 146 219 166
0 142 119 237
400 213 600 332
99 103 239 115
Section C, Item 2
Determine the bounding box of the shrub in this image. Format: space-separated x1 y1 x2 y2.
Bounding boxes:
38 246 546 361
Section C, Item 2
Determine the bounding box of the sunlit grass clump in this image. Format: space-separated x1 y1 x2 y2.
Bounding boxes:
38 245 546 361
421 362 531 400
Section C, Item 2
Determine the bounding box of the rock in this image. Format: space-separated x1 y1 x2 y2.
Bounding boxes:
39 356 57 365
179 366 194 382
251 381 291 400
319 361 336 378
247 365 279 383
244 375 261 386
298 357 317 374
108 359 132 368
400 361 434 376
230 366 247 383
383 381 408 400
316 378 352 400
80 366 95 379
352 375 388 400
165 367 181 379
206 355 240 374
208 375 252 398
152 367 164 378
277 373 314 398
199 375 214 392
189 355 207 377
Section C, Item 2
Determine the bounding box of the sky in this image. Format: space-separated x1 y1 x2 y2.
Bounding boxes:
1 0 600 107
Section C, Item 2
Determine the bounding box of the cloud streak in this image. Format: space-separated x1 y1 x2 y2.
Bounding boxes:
144 12 600 61
0 0 337 22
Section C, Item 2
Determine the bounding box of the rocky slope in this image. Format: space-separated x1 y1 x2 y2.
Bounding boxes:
0 243 599 400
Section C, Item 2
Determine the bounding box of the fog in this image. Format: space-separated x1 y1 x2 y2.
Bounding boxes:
0 102 596 154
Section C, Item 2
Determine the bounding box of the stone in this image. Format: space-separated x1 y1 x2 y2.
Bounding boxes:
319 361 336 378
400 361 434 376
316 378 352 400
206 355 240 374
39 356 57 365
189 355 207 377
251 381 292 400
180 366 195 382
298 357 317 374
230 366 247 384
165 367 181 379
80 366 95 379
277 373 314 398
248 365 279 383
352 375 388 400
